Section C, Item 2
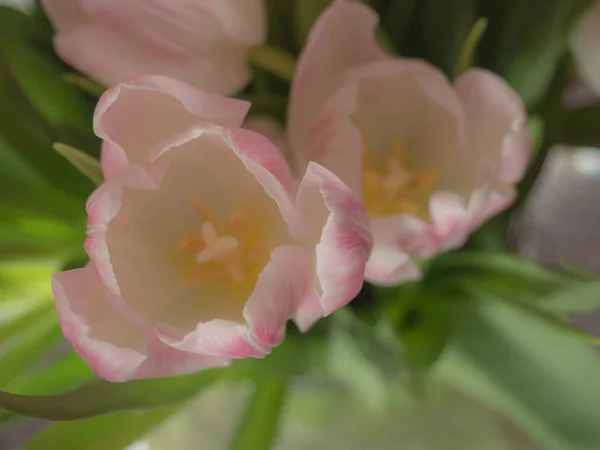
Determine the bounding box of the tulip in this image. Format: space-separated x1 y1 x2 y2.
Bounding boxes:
52 75 372 381
287 0 531 285
41 0 266 94
571 1 600 95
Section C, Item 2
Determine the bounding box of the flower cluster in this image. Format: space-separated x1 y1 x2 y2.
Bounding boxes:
47 0 531 381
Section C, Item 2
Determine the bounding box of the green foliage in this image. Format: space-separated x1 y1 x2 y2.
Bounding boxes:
26 407 178 450
293 0 332 47
228 376 288 450
0 369 227 421
416 0 478 76
0 40 92 133
562 106 600 148
383 0 417 53
454 18 488 78
53 143 103 185
437 299 600 450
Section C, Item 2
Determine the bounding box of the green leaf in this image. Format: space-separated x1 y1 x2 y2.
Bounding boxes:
229 375 287 450
454 18 489 78
53 143 103 185
63 73 105 97
431 252 573 294
0 59 94 199
383 0 417 53
417 0 477 76
539 281 600 315
393 288 454 375
0 134 47 189
561 106 600 148
464 282 600 345
0 313 62 389
0 368 230 420
266 0 296 54
0 40 92 133
326 317 388 414
5 351 93 396
437 299 600 450
0 300 55 345
526 115 545 158
0 6 33 39
486 0 575 106
248 45 296 82
26 406 179 450
293 0 331 47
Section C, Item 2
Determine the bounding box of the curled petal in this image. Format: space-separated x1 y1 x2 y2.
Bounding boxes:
94 75 250 177
244 245 318 345
52 266 228 382
296 162 372 315
159 320 269 360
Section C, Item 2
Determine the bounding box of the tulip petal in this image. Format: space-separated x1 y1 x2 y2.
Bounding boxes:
95 75 250 178
296 162 372 315
454 68 530 223
244 245 318 345
226 127 295 221
243 116 290 164
364 244 420 286
454 68 529 183
208 0 266 45
159 320 269 359
572 2 600 96
42 0 87 33
288 0 385 169
52 266 228 382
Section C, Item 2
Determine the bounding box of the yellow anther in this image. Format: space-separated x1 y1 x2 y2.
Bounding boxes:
361 132 440 219
175 198 273 287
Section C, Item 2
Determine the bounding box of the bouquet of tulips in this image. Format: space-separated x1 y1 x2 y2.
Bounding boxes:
2 0 600 449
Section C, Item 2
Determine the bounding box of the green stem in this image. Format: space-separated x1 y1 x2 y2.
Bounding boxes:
229 375 288 450
248 45 297 82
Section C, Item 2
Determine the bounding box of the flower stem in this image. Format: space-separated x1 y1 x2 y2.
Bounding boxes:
248 45 297 82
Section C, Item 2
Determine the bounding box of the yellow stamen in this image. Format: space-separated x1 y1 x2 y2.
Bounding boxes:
361 133 440 219
175 197 273 288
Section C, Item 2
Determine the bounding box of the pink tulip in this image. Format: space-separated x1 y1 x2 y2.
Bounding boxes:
52 75 372 382
287 1 531 286
572 1 600 95
41 0 266 94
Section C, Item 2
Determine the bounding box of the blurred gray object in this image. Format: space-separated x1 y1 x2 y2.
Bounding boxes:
515 146 600 273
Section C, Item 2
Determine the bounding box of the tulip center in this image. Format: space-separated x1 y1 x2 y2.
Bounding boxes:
362 136 440 219
175 197 274 287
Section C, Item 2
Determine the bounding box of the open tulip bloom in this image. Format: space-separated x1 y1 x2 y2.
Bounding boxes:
287 1 531 286
52 75 372 382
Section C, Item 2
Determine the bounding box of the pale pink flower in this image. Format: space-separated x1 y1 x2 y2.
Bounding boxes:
572 1 600 95
287 0 531 286
41 0 266 94
52 75 372 382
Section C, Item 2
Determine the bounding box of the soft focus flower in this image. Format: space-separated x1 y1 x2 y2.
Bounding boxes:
571 1 600 95
41 0 266 94
287 0 531 286
52 75 372 382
